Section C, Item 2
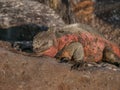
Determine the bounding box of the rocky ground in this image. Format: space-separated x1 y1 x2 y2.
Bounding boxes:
0 44 120 90
0 0 120 90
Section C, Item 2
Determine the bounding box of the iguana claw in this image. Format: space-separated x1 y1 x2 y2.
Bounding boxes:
59 57 69 63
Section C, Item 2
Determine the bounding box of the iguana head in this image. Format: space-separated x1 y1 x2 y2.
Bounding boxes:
33 28 56 54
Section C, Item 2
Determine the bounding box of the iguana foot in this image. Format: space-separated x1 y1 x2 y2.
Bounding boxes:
59 57 69 63
71 61 87 70
71 62 81 70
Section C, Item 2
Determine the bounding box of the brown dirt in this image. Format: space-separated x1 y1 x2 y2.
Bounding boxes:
0 41 120 90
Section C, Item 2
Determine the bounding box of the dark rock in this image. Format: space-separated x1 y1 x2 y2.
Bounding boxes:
0 24 48 41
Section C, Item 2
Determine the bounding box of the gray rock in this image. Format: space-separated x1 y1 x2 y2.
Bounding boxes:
0 0 65 29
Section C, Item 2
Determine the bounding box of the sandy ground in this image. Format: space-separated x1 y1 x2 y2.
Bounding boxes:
0 41 120 90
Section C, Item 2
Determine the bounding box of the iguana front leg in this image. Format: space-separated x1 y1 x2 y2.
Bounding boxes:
56 42 85 69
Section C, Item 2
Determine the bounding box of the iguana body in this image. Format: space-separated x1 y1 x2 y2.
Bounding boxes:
33 24 120 65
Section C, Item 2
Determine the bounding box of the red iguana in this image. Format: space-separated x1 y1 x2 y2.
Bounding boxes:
33 23 120 68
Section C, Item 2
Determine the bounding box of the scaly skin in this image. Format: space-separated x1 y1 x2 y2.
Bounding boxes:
55 42 84 62
33 23 120 66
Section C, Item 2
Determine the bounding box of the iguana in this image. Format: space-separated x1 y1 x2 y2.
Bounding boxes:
33 23 120 68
